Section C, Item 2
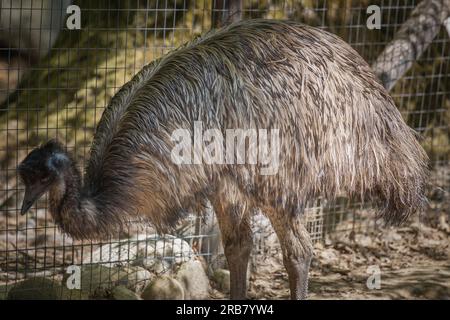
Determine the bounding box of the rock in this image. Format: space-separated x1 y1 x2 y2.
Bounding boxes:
6 277 87 300
83 234 194 268
154 236 194 264
0 284 12 300
79 264 154 297
212 269 230 294
175 259 210 299
118 266 152 293
111 285 139 300
7 277 61 300
141 276 185 300
133 257 171 274
82 242 141 267
0 272 18 282
79 265 124 297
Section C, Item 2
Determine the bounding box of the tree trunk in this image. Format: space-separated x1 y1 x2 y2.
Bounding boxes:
372 0 450 91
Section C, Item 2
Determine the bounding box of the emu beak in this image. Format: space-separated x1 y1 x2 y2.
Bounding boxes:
20 185 45 215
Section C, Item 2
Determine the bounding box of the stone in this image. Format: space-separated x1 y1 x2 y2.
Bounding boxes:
7 277 61 300
82 241 141 267
6 277 87 300
63 264 154 297
83 234 194 268
0 284 12 300
212 269 230 294
141 276 185 300
79 265 124 297
133 257 171 274
117 266 152 293
175 259 210 299
154 236 194 264
111 285 140 300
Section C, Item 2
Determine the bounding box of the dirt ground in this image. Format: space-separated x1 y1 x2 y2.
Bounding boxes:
210 213 450 300
257 222 449 299
245 258 450 300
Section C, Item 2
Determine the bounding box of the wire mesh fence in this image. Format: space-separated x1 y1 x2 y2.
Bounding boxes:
0 0 448 299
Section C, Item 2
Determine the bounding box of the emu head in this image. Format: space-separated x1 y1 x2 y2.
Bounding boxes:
18 140 70 215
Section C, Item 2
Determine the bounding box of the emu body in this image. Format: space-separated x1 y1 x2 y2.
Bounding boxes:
18 20 428 299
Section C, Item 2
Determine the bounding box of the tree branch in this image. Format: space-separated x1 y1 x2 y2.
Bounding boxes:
372 0 450 91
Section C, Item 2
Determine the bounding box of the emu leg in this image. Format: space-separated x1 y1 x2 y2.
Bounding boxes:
266 208 313 299
215 204 252 299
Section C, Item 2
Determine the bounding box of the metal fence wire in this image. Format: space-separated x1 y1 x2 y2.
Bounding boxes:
0 0 449 299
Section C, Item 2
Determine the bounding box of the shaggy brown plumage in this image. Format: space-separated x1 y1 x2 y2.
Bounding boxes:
18 19 428 299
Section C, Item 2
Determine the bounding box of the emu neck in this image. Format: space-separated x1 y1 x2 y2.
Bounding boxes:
48 160 98 239
48 162 82 223
47 160 119 240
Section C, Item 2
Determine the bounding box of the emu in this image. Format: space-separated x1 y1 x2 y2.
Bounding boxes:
18 19 428 300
